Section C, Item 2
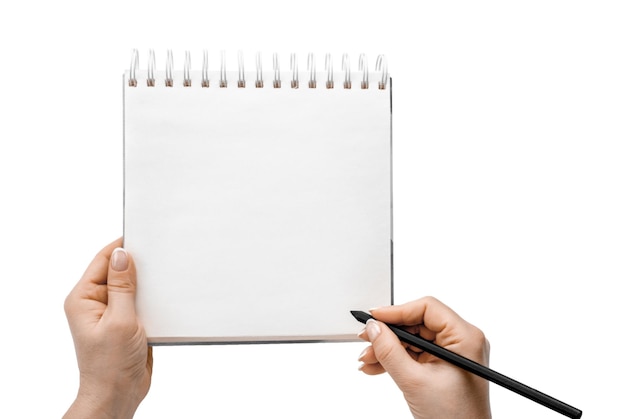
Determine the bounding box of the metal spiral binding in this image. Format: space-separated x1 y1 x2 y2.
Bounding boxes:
255 52 263 88
165 50 174 87
359 54 368 89
290 53 299 89
183 51 192 87
272 53 281 88
342 54 351 89
307 53 316 88
128 49 139 87
202 50 209 88
220 51 227 88
126 50 389 89
147 50 156 87
325 54 334 89
237 51 245 88
375 54 388 90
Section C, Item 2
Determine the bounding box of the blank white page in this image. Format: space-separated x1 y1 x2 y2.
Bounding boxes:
124 68 392 344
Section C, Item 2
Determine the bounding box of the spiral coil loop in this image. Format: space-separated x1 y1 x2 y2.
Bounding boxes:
183 51 192 87
128 49 139 87
325 54 334 89
272 53 281 88
237 50 246 88
307 53 316 88
255 52 263 88
375 54 388 90
220 51 227 88
290 53 299 89
165 50 174 87
147 49 156 87
342 53 351 89
359 54 368 89
202 50 209 88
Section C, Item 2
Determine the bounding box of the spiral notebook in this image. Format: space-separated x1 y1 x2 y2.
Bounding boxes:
123 50 392 344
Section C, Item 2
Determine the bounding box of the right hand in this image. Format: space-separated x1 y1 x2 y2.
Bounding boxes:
357 296 492 419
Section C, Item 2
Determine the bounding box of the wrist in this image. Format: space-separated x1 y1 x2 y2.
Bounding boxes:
64 382 140 419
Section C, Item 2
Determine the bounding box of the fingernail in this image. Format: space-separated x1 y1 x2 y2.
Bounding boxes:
358 347 369 361
357 327 367 339
366 319 381 342
358 363 365 371
111 248 129 272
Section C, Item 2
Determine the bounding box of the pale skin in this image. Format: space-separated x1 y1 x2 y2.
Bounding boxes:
64 240 490 418
64 238 152 419
358 297 492 419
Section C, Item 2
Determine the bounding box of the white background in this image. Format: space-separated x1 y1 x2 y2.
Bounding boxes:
1 1 624 418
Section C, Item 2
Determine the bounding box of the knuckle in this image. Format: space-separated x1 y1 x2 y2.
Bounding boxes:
418 295 441 307
107 277 136 293
63 292 76 316
464 325 490 361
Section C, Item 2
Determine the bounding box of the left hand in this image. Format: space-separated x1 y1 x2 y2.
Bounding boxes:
63 238 152 419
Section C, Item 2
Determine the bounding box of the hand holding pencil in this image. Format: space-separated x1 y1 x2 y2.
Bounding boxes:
357 296 492 419
356 297 582 419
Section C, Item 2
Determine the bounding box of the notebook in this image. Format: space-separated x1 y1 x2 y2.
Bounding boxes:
123 49 392 344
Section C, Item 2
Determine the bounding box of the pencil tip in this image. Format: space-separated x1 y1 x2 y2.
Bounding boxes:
350 310 372 324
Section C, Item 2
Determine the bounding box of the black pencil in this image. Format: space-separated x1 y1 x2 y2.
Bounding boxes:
351 310 582 419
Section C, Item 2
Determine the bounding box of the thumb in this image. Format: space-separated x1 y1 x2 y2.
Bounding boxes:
107 247 138 318
367 319 420 387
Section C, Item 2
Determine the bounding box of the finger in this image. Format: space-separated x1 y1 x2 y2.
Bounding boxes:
74 238 124 288
357 346 386 375
358 362 387 376
358 345 377 364
371 296 464 334
105 247 138 319
357 326 370 342
366 319 420 382
359 344 415 367
360 326 417 352
417 324 436 341
65 238 123 314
